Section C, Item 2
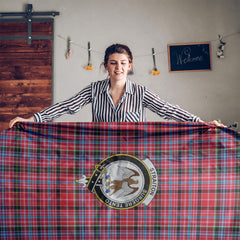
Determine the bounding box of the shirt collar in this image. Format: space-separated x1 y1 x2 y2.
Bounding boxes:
101 78 133 95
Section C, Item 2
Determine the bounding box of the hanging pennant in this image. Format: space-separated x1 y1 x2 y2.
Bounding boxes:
151 48 160 75
85 41 94 70
65 37 72 59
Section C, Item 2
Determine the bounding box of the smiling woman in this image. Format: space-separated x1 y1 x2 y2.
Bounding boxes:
105 52 132 107
9 43 225 127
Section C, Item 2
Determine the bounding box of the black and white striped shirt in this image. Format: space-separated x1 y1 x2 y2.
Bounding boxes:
33 79 200 122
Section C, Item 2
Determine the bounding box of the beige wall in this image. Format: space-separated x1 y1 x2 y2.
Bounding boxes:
1 0 240 130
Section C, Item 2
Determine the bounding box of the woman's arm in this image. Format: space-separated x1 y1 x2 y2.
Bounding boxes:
143 88 226 127
9 84 92 127
143 88 200 122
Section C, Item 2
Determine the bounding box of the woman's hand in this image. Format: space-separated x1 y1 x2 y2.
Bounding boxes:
209 120 227 127
9 116 35 128
199 119 226 127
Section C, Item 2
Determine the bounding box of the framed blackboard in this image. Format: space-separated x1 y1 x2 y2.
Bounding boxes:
168 42 212 72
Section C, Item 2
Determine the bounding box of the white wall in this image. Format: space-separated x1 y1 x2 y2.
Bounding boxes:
1 0 240 129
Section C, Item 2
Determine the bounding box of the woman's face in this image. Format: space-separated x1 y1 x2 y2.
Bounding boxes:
105 53 132 83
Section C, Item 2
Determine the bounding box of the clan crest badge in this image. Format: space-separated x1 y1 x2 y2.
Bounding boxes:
76 154 158 210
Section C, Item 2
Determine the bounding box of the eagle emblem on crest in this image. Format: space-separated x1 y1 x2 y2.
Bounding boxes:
76 154 158 210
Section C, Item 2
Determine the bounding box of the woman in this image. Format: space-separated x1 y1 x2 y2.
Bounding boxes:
9 43 224 127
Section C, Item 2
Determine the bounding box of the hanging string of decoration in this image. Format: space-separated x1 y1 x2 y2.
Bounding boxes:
85 42 94 70
151 48 160 75
59 31 239 73
65 37 72 59
216 35 226 59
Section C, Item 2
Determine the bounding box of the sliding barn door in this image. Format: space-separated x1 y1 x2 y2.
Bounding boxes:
0 20 53 131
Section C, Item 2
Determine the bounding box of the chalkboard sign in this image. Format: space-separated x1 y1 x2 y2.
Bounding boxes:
168 42 212 72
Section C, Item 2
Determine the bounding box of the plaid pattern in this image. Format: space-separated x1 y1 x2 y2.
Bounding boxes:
0 122 239 240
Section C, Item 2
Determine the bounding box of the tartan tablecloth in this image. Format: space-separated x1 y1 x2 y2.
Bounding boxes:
0 122 239 240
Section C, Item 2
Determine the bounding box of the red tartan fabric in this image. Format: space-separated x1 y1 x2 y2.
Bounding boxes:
0 122 239 240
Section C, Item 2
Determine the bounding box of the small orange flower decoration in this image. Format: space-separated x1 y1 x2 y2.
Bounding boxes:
85 65 94 70
151 69 160 75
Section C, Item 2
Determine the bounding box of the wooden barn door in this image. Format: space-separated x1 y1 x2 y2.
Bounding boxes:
0 19 54 131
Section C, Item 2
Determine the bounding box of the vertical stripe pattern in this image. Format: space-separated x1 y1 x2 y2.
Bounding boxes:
33 79 200 123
